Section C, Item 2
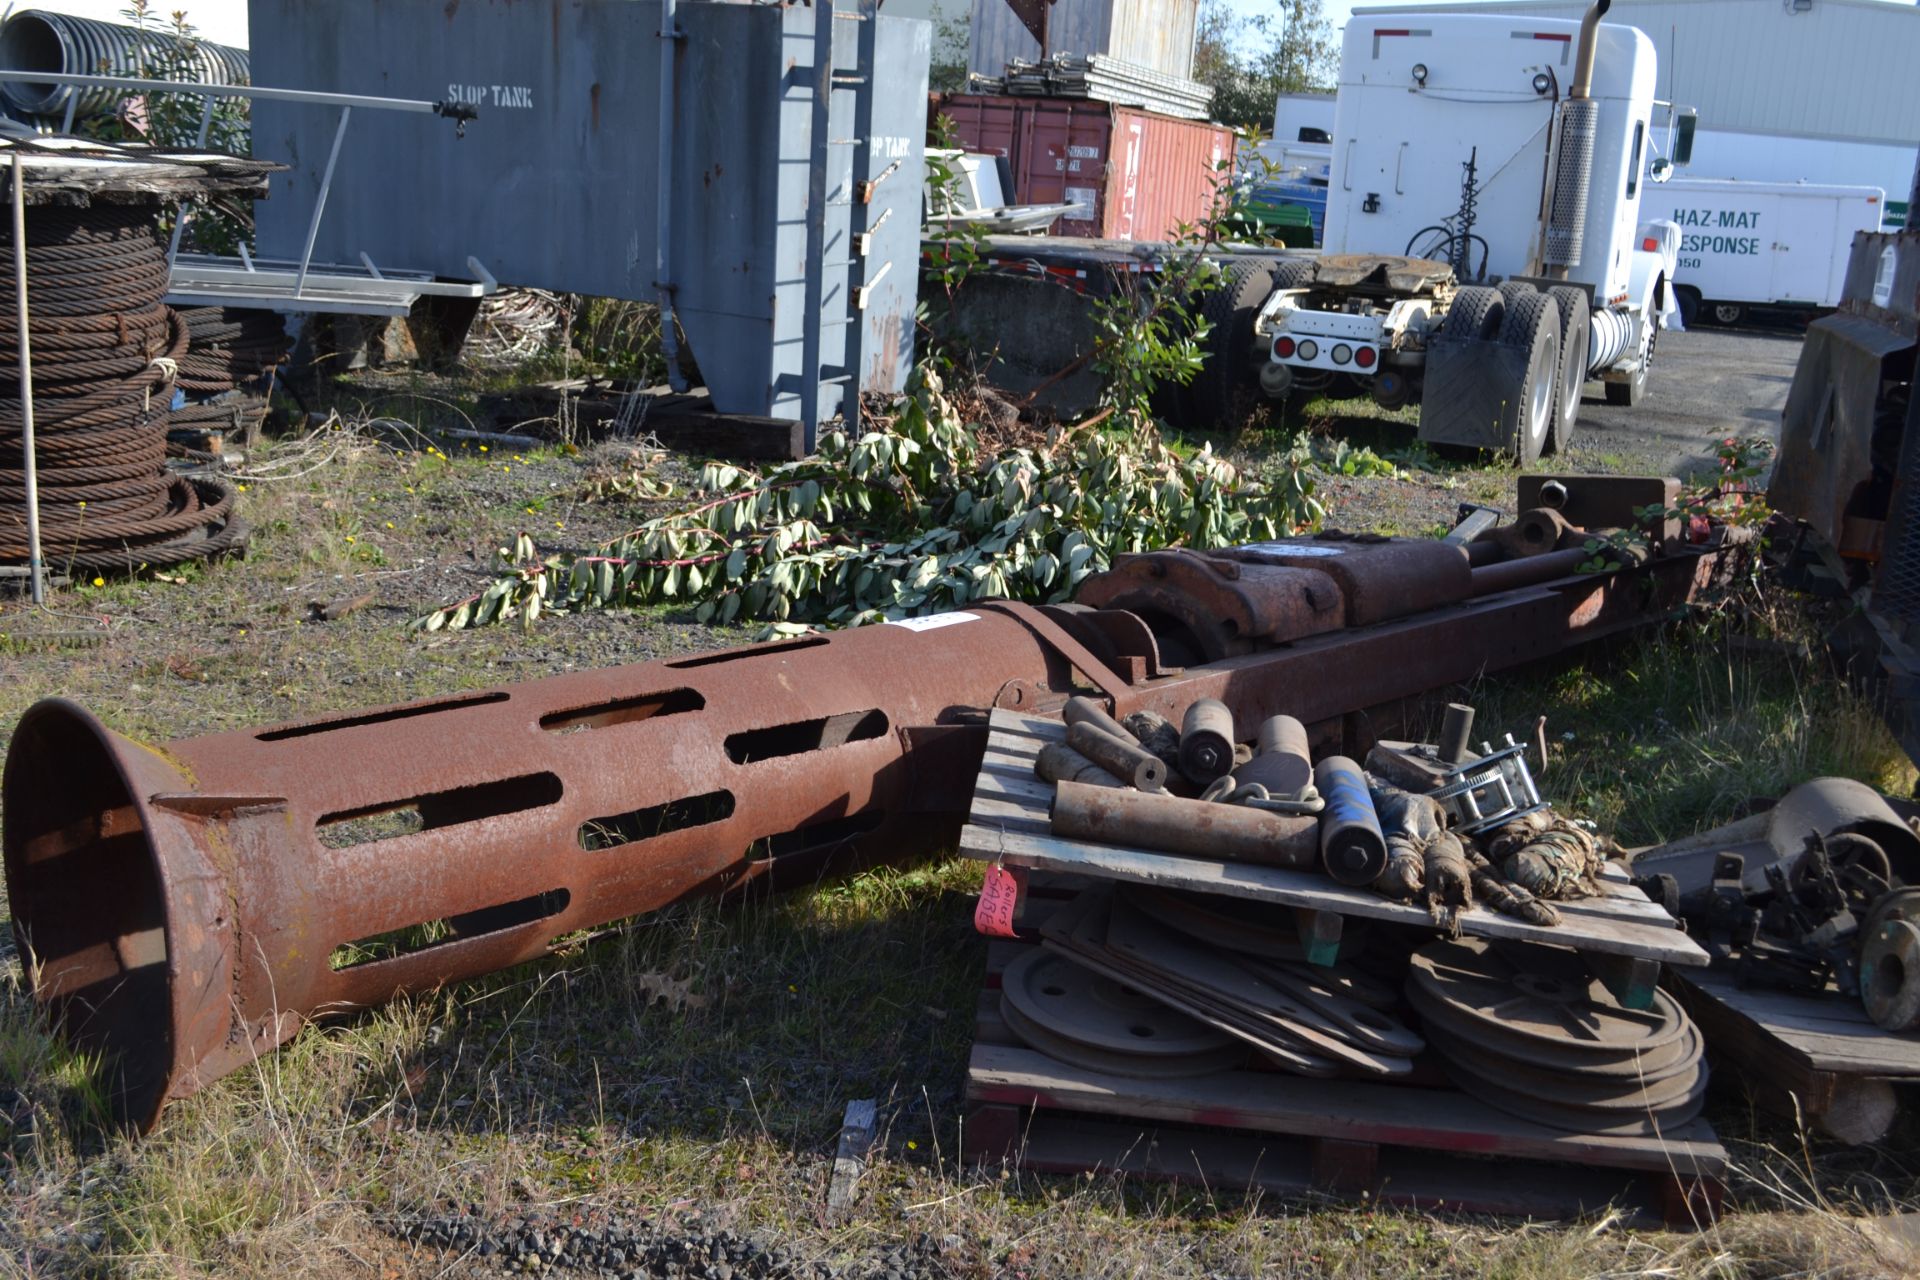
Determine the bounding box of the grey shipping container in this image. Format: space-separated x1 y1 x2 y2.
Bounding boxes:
967 0 1199 84
248 0 930 433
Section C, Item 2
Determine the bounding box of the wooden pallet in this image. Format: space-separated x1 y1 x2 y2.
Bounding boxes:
967 921 1727 1225
1672 967 1920 1143
960 710 1712 1008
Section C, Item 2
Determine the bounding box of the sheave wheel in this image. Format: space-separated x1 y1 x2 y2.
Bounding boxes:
1544 286 1590 456
1498 289 1561 465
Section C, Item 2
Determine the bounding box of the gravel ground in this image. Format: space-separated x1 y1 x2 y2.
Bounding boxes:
1258 321 1806 537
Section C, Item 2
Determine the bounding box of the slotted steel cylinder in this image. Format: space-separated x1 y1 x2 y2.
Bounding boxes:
3 607 1086 1131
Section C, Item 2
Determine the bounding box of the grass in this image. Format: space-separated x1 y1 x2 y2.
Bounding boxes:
6 589 1918 1278
3 375 1919 1277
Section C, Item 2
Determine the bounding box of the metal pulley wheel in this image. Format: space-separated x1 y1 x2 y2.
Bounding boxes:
1407 939 1708 1134
999 948 1245 1078
1122 884 1363 963
1409 938 1689 1061
1862 916 1920 1033
1421 1020 1705 1107
1437 1045 1710 1136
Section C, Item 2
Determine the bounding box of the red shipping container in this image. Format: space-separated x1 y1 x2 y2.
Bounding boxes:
935 94 1233 243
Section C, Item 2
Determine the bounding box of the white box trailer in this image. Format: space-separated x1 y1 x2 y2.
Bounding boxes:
1661 178 1886 325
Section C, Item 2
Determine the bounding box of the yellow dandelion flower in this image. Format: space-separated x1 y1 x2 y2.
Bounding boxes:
91 576 104 587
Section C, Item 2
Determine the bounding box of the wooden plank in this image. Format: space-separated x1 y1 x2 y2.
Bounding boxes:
971 769 1055 804
1291 907 1343 968
1586 953 1663 1012
959 824 1710 966
967 794 1052 834
966 1042 1725 1175
1001 1110 1707 1225
991 709 1068 741
981 743 1045 769
1678 971 1920 1076
825 1098 877 1219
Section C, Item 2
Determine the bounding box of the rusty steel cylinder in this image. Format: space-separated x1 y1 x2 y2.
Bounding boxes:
1050 780 1319 866
1177 697 1236 784
1066 720 1167 792
1 607 1092 1132
1315 756 1388 886
1233 714 1312 799
1062 695 1132 746
1034 742 1126 789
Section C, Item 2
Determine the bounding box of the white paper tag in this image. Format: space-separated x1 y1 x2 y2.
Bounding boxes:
885 612 980 632
1238 541 1348 557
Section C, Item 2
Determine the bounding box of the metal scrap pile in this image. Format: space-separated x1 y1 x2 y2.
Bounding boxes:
1634 780 1920 1034
1039 694 1602 925
0 200 242 571
1002 887 1427 1080
1013 693 1709 1135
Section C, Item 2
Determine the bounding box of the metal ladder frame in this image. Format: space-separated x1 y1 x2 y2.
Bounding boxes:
799 0 883 454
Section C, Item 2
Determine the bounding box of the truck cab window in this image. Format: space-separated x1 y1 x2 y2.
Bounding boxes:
1627 123 1644 197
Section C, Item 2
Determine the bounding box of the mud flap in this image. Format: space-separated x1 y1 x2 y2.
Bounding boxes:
1416 333 1529 451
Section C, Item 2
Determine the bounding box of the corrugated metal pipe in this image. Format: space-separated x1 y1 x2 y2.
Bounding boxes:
1542 0 1609 275
0 10 249 120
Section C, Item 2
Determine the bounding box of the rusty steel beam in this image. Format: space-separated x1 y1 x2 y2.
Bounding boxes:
3 498 1737 1132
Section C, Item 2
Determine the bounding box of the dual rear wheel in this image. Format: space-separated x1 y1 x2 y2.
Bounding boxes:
1444 282 1589 464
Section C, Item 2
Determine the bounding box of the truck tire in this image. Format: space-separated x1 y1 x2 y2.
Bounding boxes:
1710 301 1745 326
1443 285 1505 341
1675 285 1700 328
1498 289 1561 465
1545 285 1591 456
1496 279 1535 308
1175 259 1281 435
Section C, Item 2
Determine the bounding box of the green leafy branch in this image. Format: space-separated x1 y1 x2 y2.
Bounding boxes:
416 369 1325 634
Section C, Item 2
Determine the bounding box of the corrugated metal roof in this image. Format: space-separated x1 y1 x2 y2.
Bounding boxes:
1355 0 1920 144
968 0 1198 82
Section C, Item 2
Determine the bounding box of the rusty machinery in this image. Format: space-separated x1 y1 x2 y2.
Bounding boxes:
4 476 1735 1131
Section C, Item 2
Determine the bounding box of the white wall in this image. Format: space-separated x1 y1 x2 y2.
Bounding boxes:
4 0 248 48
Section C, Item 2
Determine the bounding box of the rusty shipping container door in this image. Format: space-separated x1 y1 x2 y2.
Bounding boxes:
936 96 1231 242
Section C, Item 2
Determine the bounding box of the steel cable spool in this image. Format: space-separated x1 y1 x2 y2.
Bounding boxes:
1406 939 1707 1134
172 304 290 395
0 197 244 570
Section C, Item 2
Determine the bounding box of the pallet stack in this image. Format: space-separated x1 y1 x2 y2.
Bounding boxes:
958 710 1728 1224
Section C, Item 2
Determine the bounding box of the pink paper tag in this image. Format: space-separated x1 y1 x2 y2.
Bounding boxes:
974 863 1027 938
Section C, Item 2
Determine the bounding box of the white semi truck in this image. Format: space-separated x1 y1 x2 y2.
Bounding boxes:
1240 1 1688 462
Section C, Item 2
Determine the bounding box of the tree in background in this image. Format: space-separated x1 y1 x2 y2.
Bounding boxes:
1193 0 1337 131
930 11 972 92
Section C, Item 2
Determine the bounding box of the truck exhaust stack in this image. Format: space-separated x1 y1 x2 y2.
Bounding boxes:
1545 0 1612 274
